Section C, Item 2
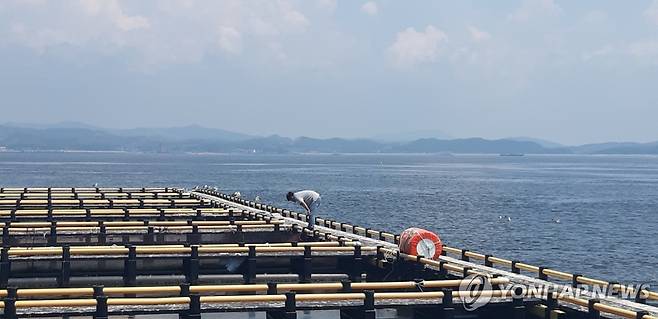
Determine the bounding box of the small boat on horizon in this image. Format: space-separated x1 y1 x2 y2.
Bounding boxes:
499 153 525 156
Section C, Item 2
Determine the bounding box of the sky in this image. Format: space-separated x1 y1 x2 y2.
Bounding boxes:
1 0 658 145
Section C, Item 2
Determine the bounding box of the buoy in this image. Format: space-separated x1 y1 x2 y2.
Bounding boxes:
398 227 443 260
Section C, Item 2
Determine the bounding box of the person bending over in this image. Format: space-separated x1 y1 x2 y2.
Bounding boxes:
286 190 321 230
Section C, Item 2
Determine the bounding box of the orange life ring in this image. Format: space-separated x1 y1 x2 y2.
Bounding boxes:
398 227 443 260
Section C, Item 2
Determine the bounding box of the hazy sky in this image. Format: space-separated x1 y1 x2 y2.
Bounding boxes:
1 0 658 145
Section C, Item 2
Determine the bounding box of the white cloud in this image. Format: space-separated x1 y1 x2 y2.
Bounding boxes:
508 0 562 22
629 40 658 64
581 45 614 62
387 25 447 68
0 1 314 65
468 26 490 42
316 0 336 12
79 0 150 31
645 0 658 25
582 10 608 25
361 2 378 16
284 10 310 29
218 26 242 54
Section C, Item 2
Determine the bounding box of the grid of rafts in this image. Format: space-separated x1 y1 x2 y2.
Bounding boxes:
0 187 654 319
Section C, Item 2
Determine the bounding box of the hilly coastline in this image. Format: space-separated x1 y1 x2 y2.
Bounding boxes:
1 123 656 155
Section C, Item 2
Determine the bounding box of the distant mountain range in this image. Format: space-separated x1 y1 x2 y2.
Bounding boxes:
1 123 657 154
371 129 452 142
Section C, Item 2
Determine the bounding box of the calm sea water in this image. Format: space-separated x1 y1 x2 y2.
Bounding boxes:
0 152 656 289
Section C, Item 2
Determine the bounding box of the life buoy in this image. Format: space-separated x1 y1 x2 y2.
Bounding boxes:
399 227 443 260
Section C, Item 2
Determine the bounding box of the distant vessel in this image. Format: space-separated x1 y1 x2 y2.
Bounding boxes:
499 153 525 156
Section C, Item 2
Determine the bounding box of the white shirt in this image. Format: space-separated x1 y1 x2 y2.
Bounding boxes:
292 190 321 211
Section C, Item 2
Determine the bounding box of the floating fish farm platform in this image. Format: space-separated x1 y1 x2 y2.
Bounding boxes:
0 186 656 318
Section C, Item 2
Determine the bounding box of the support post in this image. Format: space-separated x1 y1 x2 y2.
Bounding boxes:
58 245 71 287
512 287 525 319
186 246 200 285
284 292 297 319
244 245 256 284
300 245 312 283
265 283 281 319
461 249 470 262
189 225 200 245
572 274 582 288
511 260 520 274
637 311 650 319
635 285 648 304
267 282 278 295
94 285 108 319
180 283 190 297
124 244 137 286
438 261 448 277
1 247 10 288
187 293 201 319
146 226 155 245
1 225 8 247
351 245 363 282
484 254 493 267
441 288 454 319
99 222 106 245
3 287 17 319
587 299 600 319
48 221 57 246
462 266 472 278
544 287 557 318
362 290 375 319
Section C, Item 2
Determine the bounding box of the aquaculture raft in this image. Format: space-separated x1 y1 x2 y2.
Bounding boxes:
0 187 654 318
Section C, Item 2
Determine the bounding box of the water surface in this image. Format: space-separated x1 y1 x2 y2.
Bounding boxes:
0 152 656 287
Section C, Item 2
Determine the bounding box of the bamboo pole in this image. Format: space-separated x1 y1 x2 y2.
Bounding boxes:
542 268 573 280
452 290 510 298
0 277 510 298
297 292 364 301
464 251 486 260
8 244 378 256
576 276 609 286
515 262 540 273
16 288 93 297
557 295 589 307
423 278 510 288
104 286 181 295
9 248 63 256
15 299 97 308
484 256 513 266
135 247 190 254
70 247 129 255
107 297 190 306
276 283 343 291
201 295 285 303
442 246 462 254
594 303 637 319
191 284 268 293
